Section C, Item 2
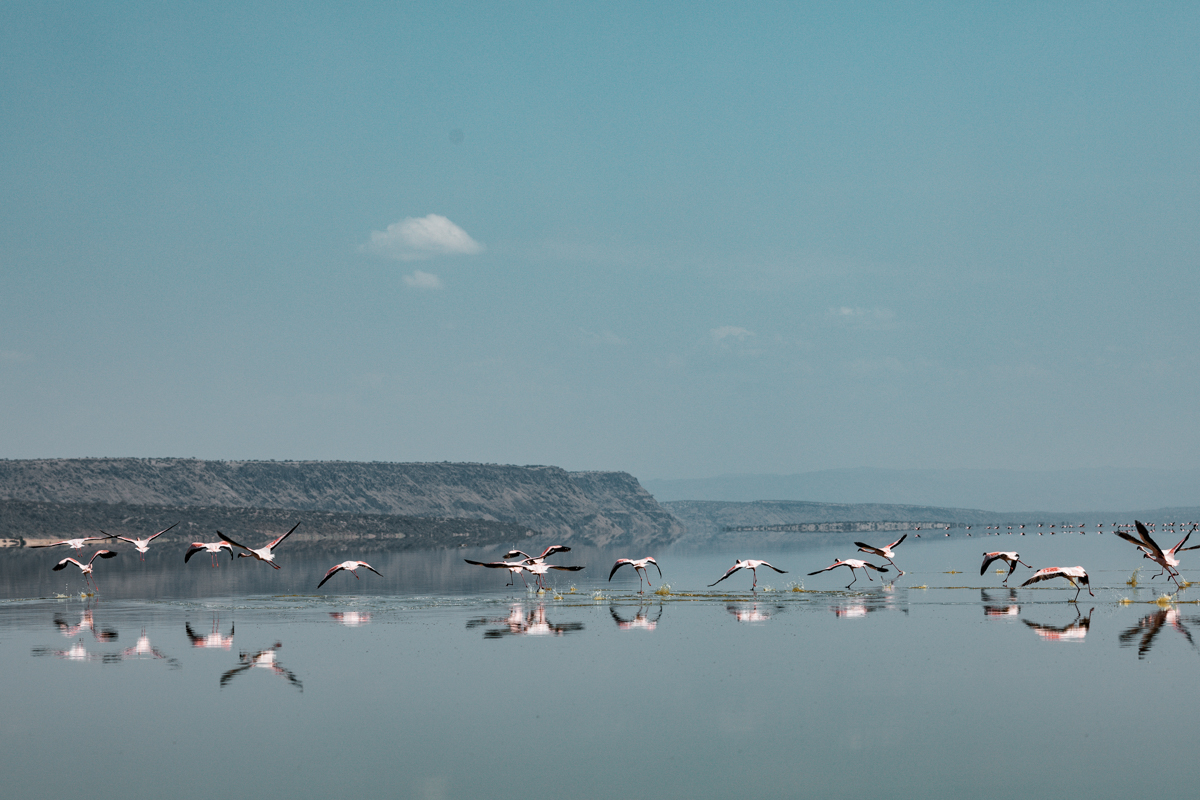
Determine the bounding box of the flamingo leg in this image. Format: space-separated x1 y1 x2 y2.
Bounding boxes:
846 569 858 589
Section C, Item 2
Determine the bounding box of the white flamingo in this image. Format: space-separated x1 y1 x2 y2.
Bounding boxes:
980 551 1033 585
463 558 532 587
710 559 788 590
104 522 178 561
52 550 118 589
608 557 662 593
317 560 383 589
184 540 234 567
1021 566 1093 602
853 534 907 574
30 534 116 553
807 558 888 589
217 522 300 569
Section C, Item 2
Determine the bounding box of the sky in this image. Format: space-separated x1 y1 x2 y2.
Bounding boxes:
2 2 1198 482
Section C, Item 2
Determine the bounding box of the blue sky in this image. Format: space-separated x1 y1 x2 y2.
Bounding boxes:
2 2 1198 480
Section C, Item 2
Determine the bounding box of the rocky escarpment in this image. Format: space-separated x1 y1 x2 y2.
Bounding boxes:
0 459 683 548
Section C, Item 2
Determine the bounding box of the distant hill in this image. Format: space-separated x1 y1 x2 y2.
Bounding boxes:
0 459 683 549
645 467 1200 512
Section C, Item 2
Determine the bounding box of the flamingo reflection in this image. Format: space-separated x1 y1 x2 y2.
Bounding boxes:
31 642 121 663
121 629 180 668
728 603 780 622
54 609 118 642
1119 608 1200 660
610 604 662 631
466 604 584 638
1023 607 1094 641
329 612 372 627
220 643 302 691
185 619 235 650
981 588 1020 618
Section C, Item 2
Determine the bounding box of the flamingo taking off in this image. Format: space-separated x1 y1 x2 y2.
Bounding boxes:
104 522 178 561
853 534 907 574
1115 520 1195 587
217 522 299 569
1020 566 1093 602
502 545 571 563
463 558 532 588
317 560 383 589
980 551 1033 585
519 559 584 590
30 534 116 553
52 550 118 589
608 557 662 593
184 540 234 567
710 559 788 590
807 558 888 589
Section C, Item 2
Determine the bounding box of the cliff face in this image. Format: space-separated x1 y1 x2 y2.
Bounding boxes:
0 459 683 548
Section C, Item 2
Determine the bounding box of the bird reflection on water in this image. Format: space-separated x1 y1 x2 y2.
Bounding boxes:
122 629 181 668
220 642 302 691
330 611 372 627
1023 606 1094 641
466 603 584 638
31 641 122 663
55 607 118 641
1119 607 1200 660
610 603 661 631
981 588 1020 618
185 619 235 650
728 602 782 622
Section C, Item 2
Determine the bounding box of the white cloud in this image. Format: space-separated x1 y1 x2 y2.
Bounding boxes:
710 326 755 342
363 214 484 261
403 270 444 290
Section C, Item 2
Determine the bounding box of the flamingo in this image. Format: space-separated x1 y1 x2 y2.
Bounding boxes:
30 534 116 553
710 559 788 590
104 522 178 561
317 560 383 589
608 557 662 593
980 551 1033 585
463 558 532 587
807 558 887 589
1115 520 1195 587
52 550 118 589
184 540 234 567
217 522 299 569
1020 566 1093 602
519 559 584 590
502 545 571 562
853 535 907 574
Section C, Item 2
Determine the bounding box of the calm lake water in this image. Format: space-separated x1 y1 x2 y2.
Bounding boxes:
3 530 1197 799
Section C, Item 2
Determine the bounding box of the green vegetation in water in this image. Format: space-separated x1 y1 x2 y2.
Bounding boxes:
1127 568 1142 588
945 570 962 574
654 584 671 596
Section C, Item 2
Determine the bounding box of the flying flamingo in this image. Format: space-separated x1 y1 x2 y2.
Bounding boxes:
463 558 532 587
502 545 572 563
52 550 118 589
217 522 300 569
317 560 383 589
1020 566 1093 602
520 559 585 590
30 534 116 553
1115 520 1195 587
710 559 788 590
980 551 1033 585
104 522 178 561
184 540 234 567
608 557 662 593
853 534 907 574
807 558 888 589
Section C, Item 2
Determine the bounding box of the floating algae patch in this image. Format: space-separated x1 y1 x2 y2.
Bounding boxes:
654 584 671 596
